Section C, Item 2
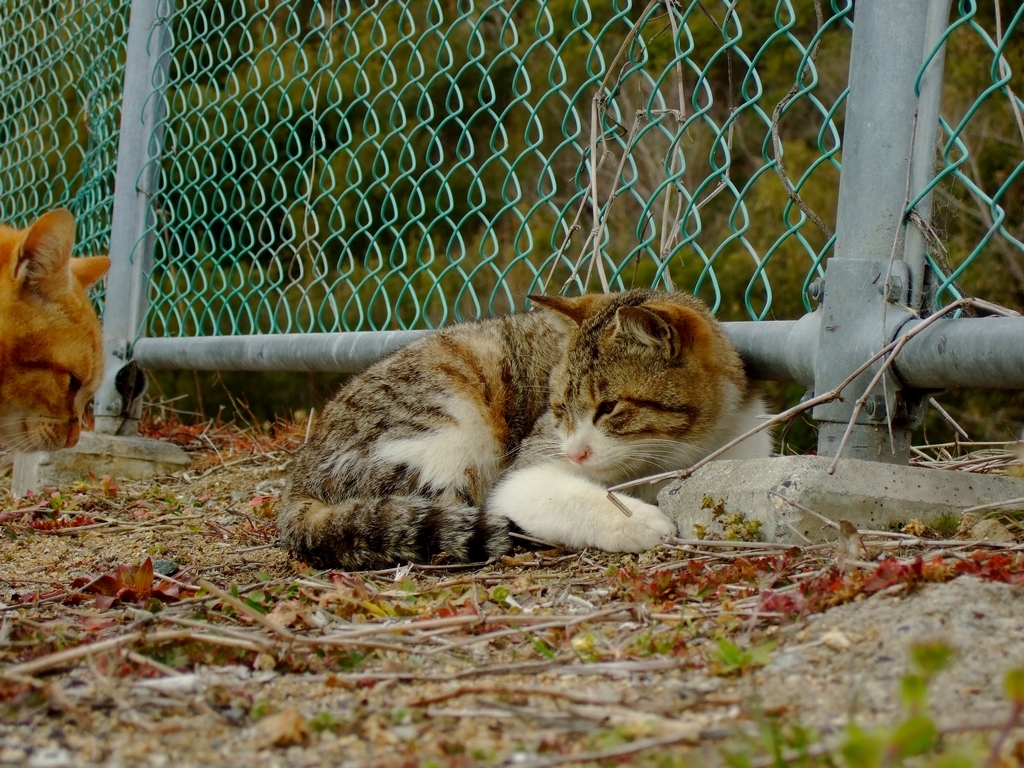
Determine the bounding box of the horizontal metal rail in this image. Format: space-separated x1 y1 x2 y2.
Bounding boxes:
133 331 431 374
132 315 1024 391
893 317 1024 390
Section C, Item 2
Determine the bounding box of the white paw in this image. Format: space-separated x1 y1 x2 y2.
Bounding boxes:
605 497 676 552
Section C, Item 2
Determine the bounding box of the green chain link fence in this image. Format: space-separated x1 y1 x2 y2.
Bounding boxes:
0 0 130 310
1 0 1021 336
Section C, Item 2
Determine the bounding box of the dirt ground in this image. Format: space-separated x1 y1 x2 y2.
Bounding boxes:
2 420 1024 767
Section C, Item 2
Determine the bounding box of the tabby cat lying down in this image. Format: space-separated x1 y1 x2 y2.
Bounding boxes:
280 289 771 570
0 209 109 454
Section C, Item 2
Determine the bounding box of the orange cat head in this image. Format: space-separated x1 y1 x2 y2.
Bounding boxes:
0 209 110 453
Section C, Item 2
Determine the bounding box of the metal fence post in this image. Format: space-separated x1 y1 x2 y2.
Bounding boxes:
813 0 951 463
93 0 172 435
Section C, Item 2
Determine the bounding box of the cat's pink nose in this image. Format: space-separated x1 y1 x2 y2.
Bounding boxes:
568 447 590 464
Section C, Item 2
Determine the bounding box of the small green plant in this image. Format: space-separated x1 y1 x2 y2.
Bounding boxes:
721 641 1022 766
696 497 764 541
930 512 961 539
249 697 273 720
308 710 341 734
709 638 777 676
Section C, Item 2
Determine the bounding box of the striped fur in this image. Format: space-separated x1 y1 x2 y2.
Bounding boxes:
279 290 771 570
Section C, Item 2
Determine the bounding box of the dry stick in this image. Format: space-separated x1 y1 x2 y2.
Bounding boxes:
0 629 226 679
583 111 646 291
606 305 962 497
994 0 1024 148
408 684 620 708
650 3 734 287
511 726 713 768
767 489 840 530
827 297 985 474
962 296 1019 317
425 608 636 653
318 614 482 640
304 407 315 444
0 634 145 679
611 296 1009 503
655 3 687 286
588 95 610 294
664 0 687 123
197 578 295 641
541 184 602 293
126 650 185 677
928 396 971 440
770 0 832 239
542 0 660 294
961 496 1024 516
158 614 277 648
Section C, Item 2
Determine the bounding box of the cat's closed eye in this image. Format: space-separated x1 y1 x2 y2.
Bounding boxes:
594 400 618 421
550 401 565 420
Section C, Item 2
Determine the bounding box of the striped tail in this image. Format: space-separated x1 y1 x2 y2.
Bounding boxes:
277 494 511 571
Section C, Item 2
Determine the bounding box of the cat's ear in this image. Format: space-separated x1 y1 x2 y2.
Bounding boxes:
15 208 76 295
527 294 604 326
70 256 111 289
613 306 677 356
613 304 703 359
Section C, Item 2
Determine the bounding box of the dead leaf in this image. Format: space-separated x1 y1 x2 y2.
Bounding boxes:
902 518 937 538
837 519 864 568
254 708 308 748
253 653 277 671
968 518 1015 543
820 629 852 651
266 599 303 629
501 553 537 566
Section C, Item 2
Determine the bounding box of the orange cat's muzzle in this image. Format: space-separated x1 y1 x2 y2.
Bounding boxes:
64 421 81 448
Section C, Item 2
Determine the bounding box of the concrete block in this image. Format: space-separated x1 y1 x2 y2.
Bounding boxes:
13 432 191 497
658 456 1024 544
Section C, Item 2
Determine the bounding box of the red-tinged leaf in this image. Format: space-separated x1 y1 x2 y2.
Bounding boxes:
908 556 924 580
761 589 804 618
114 587 138 604
81 616 119 632
71 576 92 589
100 475 117 497
134 558 154 595
29 514 97 531
115 564 134 587
73 558 165 608
87 574 124 597
152 583 180 602
862 559 909 594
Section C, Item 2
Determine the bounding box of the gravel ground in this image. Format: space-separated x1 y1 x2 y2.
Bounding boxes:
2 422 1024 767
